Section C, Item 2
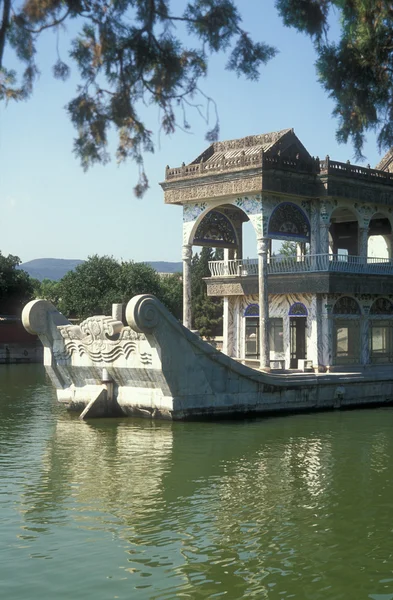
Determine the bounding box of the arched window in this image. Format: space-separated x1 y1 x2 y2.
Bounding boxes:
370 298 393 364
243 304 283 357
244 304 259 358
288 302 308 316
333 297 361 365
333 296 361 315
268 202 310 241
370 298 393 315
244 304 259 317
193 210 237 248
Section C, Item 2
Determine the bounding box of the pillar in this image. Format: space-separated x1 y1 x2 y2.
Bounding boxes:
360 317 370 366
222 296 234 356
310 202 320 255
383 234 392 259
182 244 192 329
320 223 330 255
318 295 333 369
112 303 124 322
358 226 369 260
258 237 270 370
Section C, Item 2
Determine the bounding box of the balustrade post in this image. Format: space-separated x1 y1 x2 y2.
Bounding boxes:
258 238 270 370
182 244 192 329
224 248 230 276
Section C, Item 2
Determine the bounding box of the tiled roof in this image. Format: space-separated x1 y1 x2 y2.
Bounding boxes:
191 128 293 164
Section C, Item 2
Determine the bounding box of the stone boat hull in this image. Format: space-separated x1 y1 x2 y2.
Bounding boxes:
22 295 393 420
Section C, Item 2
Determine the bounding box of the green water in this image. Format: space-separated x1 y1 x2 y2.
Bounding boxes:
1 365 393 599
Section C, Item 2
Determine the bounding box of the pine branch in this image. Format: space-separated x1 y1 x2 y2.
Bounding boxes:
0 0 10 68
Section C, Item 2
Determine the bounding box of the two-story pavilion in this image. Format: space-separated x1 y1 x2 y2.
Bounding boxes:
160 128 393 372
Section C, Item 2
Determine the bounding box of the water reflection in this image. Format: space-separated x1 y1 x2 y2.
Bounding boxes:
2 369 393 599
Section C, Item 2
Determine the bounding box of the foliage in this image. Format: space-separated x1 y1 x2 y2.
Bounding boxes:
33 278 61 305
4 0 389 184
276 0 393 159
277 240 308 257
0 252 35 314
158 273 183 320
191 247 222 337
0 0 275 195
59 255 122 318
57 254 182 319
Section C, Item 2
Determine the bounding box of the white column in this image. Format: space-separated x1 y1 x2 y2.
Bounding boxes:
360 317 370 366
222 296 234 357
318 296 333 369
182 244 192 329
358 226 369 260
223 296 229 355
308 295 319 367
310 202 320 255
258 237 270 370
320 223 330 255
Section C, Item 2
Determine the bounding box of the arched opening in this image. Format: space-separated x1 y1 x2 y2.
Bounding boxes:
367 213 392 260
268 202 311 261
370 298 393 363
193 209 238 250
329 208 359 258
288 302 308 368
243 303 284 361
244 304 259 358
190 203 253 343
332 296 361 365
192 204 251 266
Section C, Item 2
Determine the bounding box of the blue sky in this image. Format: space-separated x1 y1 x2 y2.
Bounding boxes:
0 1 382 264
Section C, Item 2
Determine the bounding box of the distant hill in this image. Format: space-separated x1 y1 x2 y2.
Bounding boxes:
148 261 182 274
19 258 182 281
19 259 84 281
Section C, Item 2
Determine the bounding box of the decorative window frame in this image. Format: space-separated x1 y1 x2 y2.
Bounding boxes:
267 201 311 242
288 302 308 317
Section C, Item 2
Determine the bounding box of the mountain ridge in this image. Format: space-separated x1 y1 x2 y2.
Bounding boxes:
19 258 182 281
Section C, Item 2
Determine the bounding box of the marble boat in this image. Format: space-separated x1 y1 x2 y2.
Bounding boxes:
22 294 393 420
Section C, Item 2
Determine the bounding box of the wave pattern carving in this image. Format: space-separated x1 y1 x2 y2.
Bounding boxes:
56 316 152 365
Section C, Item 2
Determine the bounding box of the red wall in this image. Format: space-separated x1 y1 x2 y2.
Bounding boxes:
0 320 38 344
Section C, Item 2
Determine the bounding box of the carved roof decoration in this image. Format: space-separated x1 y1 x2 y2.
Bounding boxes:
375 148 393 173
161 129 393 206
190 128 312 165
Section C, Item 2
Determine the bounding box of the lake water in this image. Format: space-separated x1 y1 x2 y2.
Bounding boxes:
1 365 393 599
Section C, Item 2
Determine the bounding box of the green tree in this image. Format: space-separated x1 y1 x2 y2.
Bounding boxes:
0 252 35 315
117 261 162 302
158 273 183 320
277 240 309 257
33 278 61 305
0 0 275 195
276 0 393 159
191 247 222 337
59 255 123 318
57 254 182 319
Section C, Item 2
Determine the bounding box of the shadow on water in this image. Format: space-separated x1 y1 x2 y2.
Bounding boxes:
2 366 393 599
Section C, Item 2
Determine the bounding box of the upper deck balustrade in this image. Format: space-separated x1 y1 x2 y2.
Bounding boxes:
208 255 393 277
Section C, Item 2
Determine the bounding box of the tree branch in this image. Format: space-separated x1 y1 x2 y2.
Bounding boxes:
0 0 11 69
16 8 70 34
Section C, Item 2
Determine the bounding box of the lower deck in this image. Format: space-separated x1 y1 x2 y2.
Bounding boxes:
223 293 393 371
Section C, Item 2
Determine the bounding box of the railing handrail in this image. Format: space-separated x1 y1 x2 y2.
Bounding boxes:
208 254 393 277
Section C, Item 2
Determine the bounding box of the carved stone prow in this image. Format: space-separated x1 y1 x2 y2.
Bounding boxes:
22 299 71 389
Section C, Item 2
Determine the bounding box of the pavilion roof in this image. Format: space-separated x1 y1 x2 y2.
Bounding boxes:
189 128 311 165
375 148 393 173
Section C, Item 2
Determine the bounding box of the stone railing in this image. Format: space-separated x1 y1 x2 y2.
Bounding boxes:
208 255 393 277
165 152 318 180
319 157 393 185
